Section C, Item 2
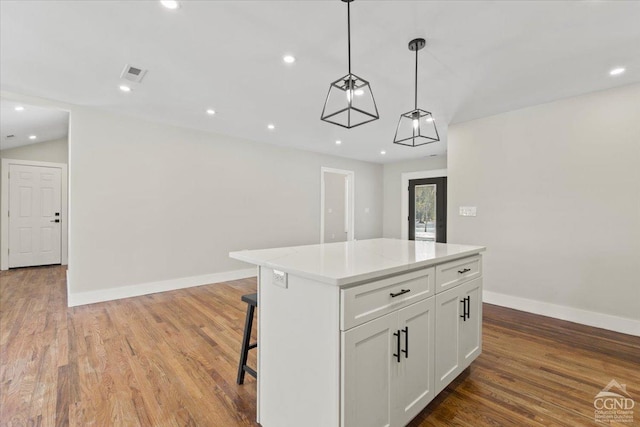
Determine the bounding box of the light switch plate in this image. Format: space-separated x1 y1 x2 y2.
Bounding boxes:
459 206 477 217
273 269 288 288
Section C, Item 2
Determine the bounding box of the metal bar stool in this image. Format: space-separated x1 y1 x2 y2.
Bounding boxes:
237 293 258 385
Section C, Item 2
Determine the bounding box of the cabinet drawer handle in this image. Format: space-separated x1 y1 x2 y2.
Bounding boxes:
460 296 471 321
401 327 409 359
458 268 471 274
393 330 401 363
390 289 410 298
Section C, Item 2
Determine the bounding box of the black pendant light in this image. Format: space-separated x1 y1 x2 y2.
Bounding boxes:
393 38 440 147
321 0 379 129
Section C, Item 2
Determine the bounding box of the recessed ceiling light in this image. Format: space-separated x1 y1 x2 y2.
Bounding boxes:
29 135 37 140
354 89 364 96
119 85 132 92
206 109 216 115
160 0 180 10
267 124 275 130
14 106 25 111
283 55 296 64
336 140 342 145
380 150 386 155
609 67 626 76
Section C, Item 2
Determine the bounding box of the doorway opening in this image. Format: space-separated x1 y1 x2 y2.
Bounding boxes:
320 167 354 243
0 99 69 270
408 177 447 243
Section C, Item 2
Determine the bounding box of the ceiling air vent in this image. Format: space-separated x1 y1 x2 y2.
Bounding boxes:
120 64 147 83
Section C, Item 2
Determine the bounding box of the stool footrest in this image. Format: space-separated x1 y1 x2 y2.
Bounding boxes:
248 343 257 350
243 366 257 379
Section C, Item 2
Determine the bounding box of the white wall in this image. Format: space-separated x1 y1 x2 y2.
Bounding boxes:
67 107 383 304
0 137 68 164
383 156 447 239
448 83 640 334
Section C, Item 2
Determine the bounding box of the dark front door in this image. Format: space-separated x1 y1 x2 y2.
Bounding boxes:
408 177 447 243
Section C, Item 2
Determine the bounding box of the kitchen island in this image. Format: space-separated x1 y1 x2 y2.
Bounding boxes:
230 238 486 427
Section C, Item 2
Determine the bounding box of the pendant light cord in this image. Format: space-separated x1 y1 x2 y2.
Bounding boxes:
414 48 418 110
347 1 351 76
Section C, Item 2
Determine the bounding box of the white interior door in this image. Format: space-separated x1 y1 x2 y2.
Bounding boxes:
320 167 355 243
323 172 348 243
9 164 62 268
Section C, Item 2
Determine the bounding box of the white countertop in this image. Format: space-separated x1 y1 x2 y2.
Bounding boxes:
229 238 486 287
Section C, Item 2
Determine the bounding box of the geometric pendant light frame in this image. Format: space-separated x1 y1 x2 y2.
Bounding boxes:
321 0 380 129
393 38 440 147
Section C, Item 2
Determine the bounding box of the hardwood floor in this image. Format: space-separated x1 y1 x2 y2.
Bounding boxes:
1 265 638 426
1 266 257 427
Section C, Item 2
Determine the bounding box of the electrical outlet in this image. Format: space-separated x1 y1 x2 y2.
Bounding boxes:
273 269 288 288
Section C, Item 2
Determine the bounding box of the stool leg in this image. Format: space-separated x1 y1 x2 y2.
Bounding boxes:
237 304 255 385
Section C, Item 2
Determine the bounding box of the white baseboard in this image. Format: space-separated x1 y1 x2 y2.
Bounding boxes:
483 290 640 337
67 268 257 307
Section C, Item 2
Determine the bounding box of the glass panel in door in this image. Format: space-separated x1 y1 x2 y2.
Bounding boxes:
408 177 447 242
414 184 436 241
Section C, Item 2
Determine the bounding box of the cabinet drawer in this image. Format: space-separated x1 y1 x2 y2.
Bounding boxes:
435 255 481 293
341 268 434 330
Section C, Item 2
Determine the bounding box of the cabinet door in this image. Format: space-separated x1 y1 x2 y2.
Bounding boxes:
434 286 463 395
342 312 397 427
460 278 482 368
396 298 436 426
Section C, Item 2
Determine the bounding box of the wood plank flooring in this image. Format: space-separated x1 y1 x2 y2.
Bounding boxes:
1 265 639 426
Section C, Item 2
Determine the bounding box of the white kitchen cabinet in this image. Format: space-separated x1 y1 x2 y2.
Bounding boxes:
342 311 395 427
341 268 435 330
342 298 435 427
229 238 486 427
396 298 436 425
434 254 482 293
435 277 483 395
460 278 482 366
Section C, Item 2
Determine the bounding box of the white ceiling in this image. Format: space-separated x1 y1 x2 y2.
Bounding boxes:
0 99 69 150
1 1 639 163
